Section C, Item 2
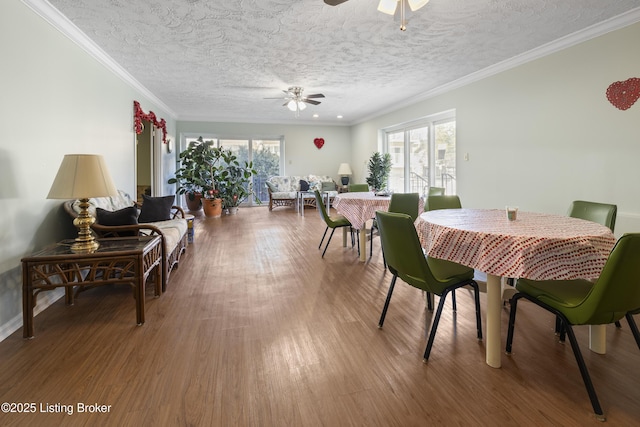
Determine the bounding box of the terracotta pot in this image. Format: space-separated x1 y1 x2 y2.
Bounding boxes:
185 192 202 211
203 198 222 218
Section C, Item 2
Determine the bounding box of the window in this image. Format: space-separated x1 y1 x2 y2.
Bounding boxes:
382 110 456 195
180 134 284 205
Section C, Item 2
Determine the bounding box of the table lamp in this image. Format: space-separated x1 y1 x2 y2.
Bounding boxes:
47 154 118 253
337 163 352 186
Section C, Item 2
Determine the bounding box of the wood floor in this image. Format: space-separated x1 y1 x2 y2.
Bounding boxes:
1 206 639 426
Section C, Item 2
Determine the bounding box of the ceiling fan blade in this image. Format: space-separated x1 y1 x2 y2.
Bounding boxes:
324 0 349 5
305 94 325 99
302 99 321 105
282 102 290 107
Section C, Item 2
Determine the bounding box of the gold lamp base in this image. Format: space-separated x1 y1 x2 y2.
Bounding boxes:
71 198 99 253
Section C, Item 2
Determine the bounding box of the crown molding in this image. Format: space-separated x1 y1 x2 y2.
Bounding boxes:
22 0 177 120
354 7 640 125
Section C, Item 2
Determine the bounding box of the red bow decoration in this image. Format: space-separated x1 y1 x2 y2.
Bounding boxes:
606 78 640 111
133 100 168 143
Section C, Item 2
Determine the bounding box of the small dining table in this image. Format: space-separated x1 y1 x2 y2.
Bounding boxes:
332 192 391 262
415 208 616 368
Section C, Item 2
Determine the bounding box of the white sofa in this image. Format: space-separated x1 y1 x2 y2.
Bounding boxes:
64 190 188 291
266 175 338 211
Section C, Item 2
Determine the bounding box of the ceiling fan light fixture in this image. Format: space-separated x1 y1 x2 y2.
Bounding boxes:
287 100 297 111
408 0 429 11
377 0 398 15
298 101 307 111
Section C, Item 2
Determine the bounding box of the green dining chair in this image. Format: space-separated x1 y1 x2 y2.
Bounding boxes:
568 200 617 232
561 200 619 331
424 194 463 309
348 183 369 192
370 193 420 262
314 190 354 257
425 195 462 212
428 186 445 196
375 211 483 362
505 233 640 420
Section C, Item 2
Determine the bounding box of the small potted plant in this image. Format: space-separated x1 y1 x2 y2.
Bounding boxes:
366 152 392 192
202 187 223 217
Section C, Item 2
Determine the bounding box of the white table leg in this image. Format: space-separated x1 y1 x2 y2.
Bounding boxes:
300 194 304 216
486 274 502 368
589 325 607 354
359 225 367 262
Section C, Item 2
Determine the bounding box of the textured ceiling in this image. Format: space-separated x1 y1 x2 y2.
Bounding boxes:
42 0 640 125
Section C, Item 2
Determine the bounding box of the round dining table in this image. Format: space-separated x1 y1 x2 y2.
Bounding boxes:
415 208 616 368
332 192 391 262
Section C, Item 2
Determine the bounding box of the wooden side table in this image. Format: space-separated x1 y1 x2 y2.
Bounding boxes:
21 236 163 338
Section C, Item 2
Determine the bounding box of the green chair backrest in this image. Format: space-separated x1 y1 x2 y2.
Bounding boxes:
375 211 473 294
428 187 445 196
426 195 462 211
568 200 617 232
314 190 330 223
388 193 420 222
348 184 369 192
570 233 640 325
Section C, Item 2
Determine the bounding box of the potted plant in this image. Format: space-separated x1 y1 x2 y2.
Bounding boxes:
218 149 260 214
366 152 392 192
168 137 224 212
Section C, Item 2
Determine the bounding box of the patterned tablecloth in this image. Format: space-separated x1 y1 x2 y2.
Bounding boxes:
332 192 392 230
416 208 617 281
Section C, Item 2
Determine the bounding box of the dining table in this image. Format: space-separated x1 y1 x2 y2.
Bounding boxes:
415 208 616 368
332 192 391 262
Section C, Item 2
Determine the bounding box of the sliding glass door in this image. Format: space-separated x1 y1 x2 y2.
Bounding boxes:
382 111 456 195
180 135 283 206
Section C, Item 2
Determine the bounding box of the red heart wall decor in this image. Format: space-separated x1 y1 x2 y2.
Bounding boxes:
314 138 324 149
606 77 640 110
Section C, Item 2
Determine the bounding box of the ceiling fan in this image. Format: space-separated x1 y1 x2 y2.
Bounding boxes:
266 86 325 116
324 0 430 31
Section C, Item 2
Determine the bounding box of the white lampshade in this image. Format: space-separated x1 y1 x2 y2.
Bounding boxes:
377 0 398 15
337 163 352 176
298 101 307 111
287 100 297 112
47 154 117 199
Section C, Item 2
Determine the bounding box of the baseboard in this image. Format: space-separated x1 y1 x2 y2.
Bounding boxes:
0 289 64 342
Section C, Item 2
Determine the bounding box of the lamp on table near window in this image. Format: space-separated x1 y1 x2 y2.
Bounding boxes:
337 163 352 186
47 154 118 253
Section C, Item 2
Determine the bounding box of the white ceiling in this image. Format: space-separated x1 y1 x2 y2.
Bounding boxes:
36 0 640 125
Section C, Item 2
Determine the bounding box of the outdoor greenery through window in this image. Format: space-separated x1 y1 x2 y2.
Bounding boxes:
382 110 456 195
181 135 283 205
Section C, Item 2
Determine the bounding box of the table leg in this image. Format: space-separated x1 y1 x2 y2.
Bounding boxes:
342 227 348 247
359 225 367 262
486 274 502 368
22 266 34 339
589 325 606 354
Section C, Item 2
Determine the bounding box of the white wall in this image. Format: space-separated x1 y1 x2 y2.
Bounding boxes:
351 22 640 236
0 0 176 339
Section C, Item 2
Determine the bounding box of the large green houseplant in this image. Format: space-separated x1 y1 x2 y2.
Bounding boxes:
218 149 259 213
366 152 392 192
168 136 224 211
